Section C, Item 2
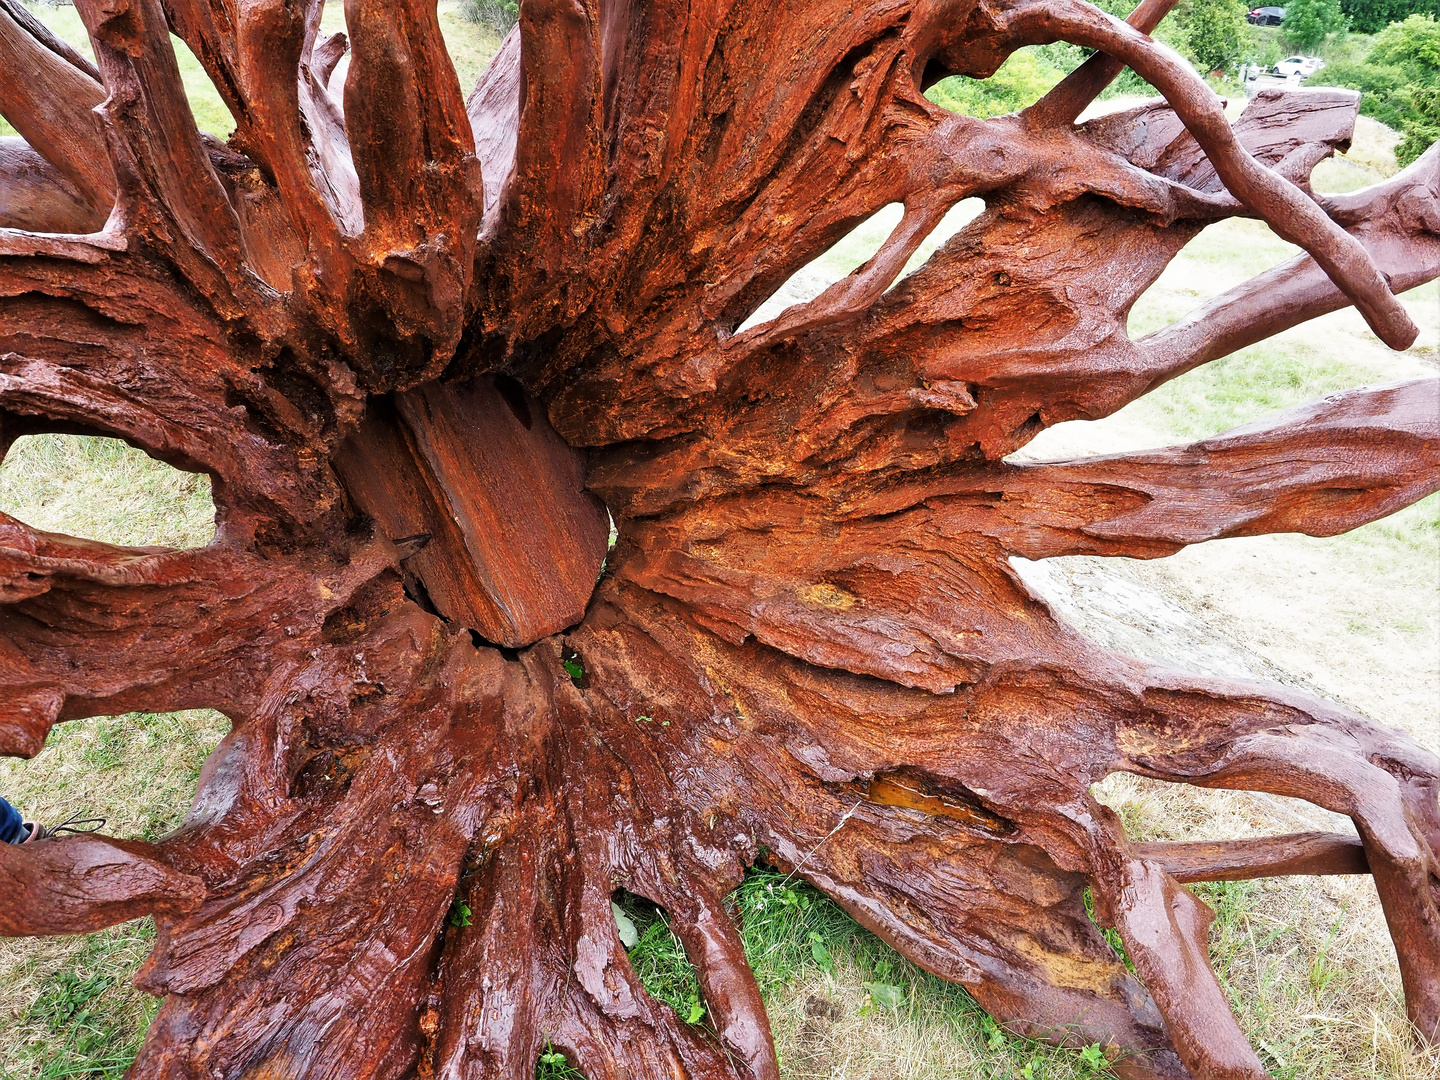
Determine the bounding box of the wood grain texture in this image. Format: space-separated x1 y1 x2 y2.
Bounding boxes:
0 0 1437 1076
336 376 609 646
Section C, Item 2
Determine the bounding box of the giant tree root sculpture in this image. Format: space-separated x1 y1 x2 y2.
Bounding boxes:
0 0 1437 1074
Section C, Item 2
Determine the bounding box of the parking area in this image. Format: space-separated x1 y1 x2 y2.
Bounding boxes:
1243 71 1318 94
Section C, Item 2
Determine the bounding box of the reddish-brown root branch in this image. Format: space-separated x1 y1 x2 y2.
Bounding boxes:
0 834 205 935
1102 855 1268 1078
0 2 1436 1077
77 0 251 311
0 1 113 212
1142 140 1440 383
0 137 106 233
1132 832 1369 882
949 0 1416 349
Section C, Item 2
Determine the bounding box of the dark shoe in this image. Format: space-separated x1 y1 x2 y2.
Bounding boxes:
33 814 106 840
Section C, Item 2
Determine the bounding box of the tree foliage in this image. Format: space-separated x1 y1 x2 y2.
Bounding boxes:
1174 0 1250 72
1398 84 1440 162
927 47 1075 116
1314 14 1440 164
1283 0 1348 49
1370 9 1440 68
1340 0 1437 34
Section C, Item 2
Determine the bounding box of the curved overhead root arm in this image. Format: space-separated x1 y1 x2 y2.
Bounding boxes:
1141 142 1440 387
951 0 1417 349
0 0 99 79
1024 0 1178 128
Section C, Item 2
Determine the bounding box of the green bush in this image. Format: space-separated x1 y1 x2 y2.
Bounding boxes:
1314 58 1412 125
1311 14 1440 165
1340 0 1438 34
926 48 1071 117
1396 84 1440 163
1368 10 1440 69
1283 0 1348 50
461 0 518 36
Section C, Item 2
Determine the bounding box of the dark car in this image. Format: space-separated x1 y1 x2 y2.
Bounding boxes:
1247 6 1285 23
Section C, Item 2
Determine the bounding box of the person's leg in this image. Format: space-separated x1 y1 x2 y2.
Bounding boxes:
0 796 28 844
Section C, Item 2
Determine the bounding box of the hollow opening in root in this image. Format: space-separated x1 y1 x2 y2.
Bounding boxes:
0 707 230 843
0 432 216 549
610 890 708 1026
736 203 906 333
536 1041 590 1080
923 43 1146 119
885 198 988 290
734 198 986 335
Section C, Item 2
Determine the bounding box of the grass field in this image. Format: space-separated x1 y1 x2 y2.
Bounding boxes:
2 5 1439 1079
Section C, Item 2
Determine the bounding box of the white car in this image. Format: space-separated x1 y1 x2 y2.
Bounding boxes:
1273 56 1325 78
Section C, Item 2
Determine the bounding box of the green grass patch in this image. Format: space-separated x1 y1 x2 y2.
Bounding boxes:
613 893 707 1023
1333 493 1440 580
0 709 226 1078
1 925 161 1080
535 1043 587 1080
614 868 1127 1078
1126 342 1393 441
0 434 215 549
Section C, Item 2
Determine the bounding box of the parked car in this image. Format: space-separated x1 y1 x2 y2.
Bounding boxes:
1246 6 1285 23
1273 55 1325 77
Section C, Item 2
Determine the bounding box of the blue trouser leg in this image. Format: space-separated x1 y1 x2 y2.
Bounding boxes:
0 796 26 843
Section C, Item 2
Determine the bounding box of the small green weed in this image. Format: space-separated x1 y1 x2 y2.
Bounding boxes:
449 900 473 928
561 650 586 684
535 1043 586 1079
30 971 115 1034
